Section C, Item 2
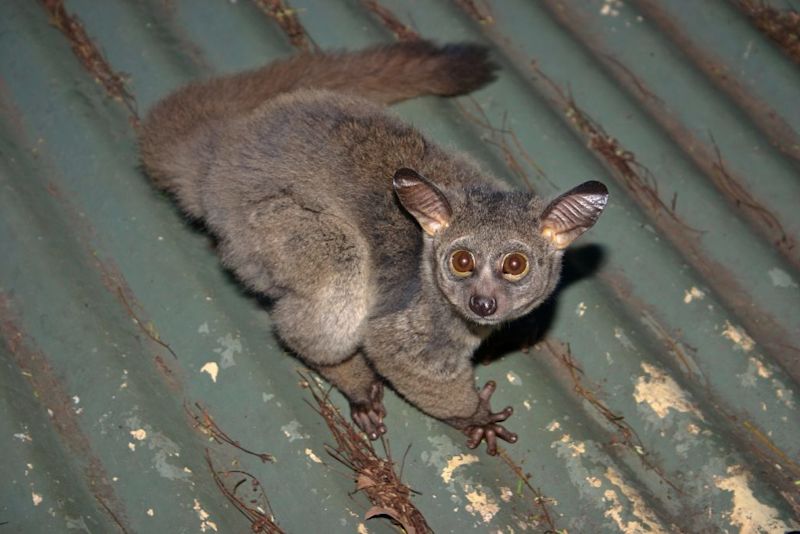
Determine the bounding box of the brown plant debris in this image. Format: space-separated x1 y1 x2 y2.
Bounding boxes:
456 97 554 191
187 403 275 463
116 287 178 360
455 0 494 25
301 373 432 534
530 63 703 235
205 450 285 534
252 0 316 51
40 0 139 123
496 448 559 532
361 0 420 41
542 339 682 494
708 133 792 251
739 0 800 63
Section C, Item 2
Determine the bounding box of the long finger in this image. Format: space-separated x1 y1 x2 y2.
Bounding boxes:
490 406 513 423
494 425 518 443
484 428 498 456
465 427 484 449
479 380 497 402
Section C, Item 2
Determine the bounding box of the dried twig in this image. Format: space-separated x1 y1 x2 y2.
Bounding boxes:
301 372 432 533
205 450 285 533
361 0 420 41
116 287 178 360
738 0 800 63
497 449 559 532
252 0 316 51
40 0 139 123
187 403 275 463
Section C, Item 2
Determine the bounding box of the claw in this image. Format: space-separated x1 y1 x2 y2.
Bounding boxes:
350 382 388 440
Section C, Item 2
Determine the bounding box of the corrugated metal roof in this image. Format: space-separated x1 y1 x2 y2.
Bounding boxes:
1 0 798 532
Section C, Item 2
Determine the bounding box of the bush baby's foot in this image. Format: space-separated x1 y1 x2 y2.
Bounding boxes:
464 381 517 456
350 381 387 440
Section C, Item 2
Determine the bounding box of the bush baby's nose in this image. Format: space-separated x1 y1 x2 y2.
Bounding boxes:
469 295 497 317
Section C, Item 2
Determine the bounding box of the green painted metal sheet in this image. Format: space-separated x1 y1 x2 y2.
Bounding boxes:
1 0 798 532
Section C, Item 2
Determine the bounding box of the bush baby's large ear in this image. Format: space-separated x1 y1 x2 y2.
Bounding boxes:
540 181 608 249
393 168 452 236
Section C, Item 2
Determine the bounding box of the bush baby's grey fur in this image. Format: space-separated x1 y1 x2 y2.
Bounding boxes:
139 41 608 455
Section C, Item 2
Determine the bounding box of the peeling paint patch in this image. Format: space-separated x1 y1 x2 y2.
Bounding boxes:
768 267 798 288
721 321 755 352
129 428 147 441
146 508 154 517
200 362 219 383
605 467 667 533
714 466 789 533
357 523 368 534
633 362 703 420
14 432 32 443
192 499 218 532
600 0 623 17
499 486 513 502
214 333 242 369
31 491 43 506
465 488 499 523
281 420 305 442
546 420 561 432
683 286 706 303
125 417 190 481
739 356 773 387
304 448 322 463
576 301 587 316
197 322 210 334
506 371 522 386
441 453 479 484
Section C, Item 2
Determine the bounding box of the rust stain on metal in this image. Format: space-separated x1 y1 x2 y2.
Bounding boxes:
532 62 703 236
252 0 316 51
186 402 275 463
454 0 494 25
496 448 560 531
738 0 800 63
633 0 800 163
303 373 432 533
39 0 139 124
205 450 285 534
0 293 132 532
361 0 420 41
525 59 800 383
456 97 554 192
708 134 793 252
153 354 182 392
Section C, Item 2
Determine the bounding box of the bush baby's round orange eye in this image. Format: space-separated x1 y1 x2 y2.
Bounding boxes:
450 250 475 277
502 252 529 281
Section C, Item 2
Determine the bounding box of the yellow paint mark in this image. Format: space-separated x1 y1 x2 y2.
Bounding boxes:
605 467 667 533
633 363 703 420
441 454 479 484
465 488 500 523
193 499 218 532
722 322 755 352
304 448 322 464
683 286 705 304
546 420 561 432
200 362 219 383
714 466 789 533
